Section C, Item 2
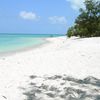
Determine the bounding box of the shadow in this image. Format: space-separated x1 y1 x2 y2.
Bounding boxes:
19 75 100 100
63 76 100 87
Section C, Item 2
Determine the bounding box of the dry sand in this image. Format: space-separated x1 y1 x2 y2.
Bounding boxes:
0 36 100 100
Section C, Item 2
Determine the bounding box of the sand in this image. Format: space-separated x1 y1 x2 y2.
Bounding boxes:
0 36 100 100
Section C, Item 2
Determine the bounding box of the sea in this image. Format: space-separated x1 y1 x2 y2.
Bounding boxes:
0 34 64 53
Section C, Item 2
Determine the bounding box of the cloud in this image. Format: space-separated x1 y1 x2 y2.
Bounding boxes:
66 0 84 10
48 16 67 25
19 11 40 21
66 0 100 11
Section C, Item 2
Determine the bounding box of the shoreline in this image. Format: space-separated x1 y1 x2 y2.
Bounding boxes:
0 36 65 57
0 38 50 57
0 36 100 77
0 36 100 78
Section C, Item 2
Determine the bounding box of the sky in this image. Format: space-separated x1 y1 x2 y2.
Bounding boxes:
0 0 86 34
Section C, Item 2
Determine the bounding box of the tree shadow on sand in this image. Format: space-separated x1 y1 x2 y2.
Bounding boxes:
19 75 100 100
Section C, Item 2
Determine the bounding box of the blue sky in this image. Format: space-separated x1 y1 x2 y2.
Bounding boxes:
0 0 85 34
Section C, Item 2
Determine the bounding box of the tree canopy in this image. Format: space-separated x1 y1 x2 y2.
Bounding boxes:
67 0 100 38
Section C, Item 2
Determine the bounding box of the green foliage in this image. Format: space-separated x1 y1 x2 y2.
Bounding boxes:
67 26 75 37
67 0 100 38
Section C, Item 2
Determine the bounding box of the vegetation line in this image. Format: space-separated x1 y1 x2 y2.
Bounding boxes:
67 0 100 38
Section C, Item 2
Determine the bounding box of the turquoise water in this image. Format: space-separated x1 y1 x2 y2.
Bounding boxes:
0 34 64 53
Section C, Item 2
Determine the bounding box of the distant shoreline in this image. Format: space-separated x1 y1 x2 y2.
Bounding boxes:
0 34 64 56
0 38 49 57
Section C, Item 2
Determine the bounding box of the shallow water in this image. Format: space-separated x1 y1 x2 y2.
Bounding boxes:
0 34 64 52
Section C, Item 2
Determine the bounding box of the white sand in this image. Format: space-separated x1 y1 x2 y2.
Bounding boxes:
0 36 100 100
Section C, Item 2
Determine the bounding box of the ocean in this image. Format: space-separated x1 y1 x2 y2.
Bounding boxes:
0 34 64 53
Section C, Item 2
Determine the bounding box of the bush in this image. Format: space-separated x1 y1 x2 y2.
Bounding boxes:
67 27 75 37
67 0 100 38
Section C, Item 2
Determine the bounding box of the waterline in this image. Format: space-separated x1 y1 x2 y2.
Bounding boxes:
0 34 64 53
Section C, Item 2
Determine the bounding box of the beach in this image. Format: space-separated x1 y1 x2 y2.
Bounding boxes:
0 36 100 100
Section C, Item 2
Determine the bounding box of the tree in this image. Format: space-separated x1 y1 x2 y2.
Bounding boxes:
67 26 75 37
67 0 100 37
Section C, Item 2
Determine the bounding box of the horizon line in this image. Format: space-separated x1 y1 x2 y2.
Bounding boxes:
0 33 65 35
